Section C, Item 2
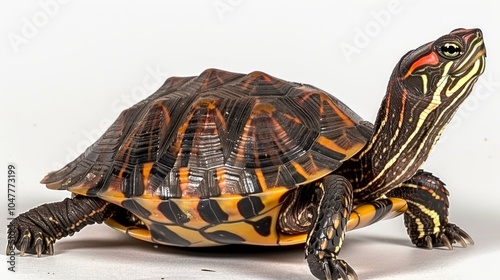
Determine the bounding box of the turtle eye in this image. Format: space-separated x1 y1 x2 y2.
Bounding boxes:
439 42 463 59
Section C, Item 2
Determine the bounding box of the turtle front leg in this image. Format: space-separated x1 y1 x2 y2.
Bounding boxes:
6 195 115 257
387 170 474 249
305 175 358 280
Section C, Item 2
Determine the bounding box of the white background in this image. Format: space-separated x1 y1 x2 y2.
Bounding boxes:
1 1 499 279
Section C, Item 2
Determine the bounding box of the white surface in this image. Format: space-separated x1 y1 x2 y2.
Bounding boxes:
1 1 499 279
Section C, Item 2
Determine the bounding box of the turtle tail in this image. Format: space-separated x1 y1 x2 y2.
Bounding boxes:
6 195 115 257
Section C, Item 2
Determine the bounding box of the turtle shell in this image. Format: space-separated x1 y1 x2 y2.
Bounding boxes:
41 69 370 246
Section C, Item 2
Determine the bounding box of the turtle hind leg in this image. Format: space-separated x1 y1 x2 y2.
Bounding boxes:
305 175 358 280
6 195 115 257
387 169 474 249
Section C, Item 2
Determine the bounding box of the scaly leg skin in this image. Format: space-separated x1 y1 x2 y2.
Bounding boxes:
387 170 474 250
306 175 358 280
6 195 114 257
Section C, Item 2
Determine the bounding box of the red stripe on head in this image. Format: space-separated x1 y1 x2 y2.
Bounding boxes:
463 33 474 43
403 51 439 79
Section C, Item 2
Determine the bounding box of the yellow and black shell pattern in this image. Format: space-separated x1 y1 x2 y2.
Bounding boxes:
41 69 370 247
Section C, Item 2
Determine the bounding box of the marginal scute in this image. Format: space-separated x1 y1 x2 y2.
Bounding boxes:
122 165 145 198
237 196 266 219
157 200 190 224
197 199 229 224
201 230 246 244
149 223 192 247
151 168 181 198
121 199 152 219
245 216 273 237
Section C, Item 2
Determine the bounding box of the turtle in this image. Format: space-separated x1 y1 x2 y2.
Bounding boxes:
7 28 486 280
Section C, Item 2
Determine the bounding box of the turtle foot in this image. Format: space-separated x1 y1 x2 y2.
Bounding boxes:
7 219 55 257
416 223 474 250
307 255 359 280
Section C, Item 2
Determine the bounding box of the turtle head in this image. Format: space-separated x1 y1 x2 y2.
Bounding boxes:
398 28 486 108
357 29 486 196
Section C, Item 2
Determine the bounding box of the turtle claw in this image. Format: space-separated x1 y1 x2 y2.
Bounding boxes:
46 238 54 255
341 262 358 280
453 232 467 248
35 240 42 257
327 259 358 280
34 232 45 257
455 226 474 246
19 230 31 257
441 234 452 250
425 235 433 250
445 223 474 248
